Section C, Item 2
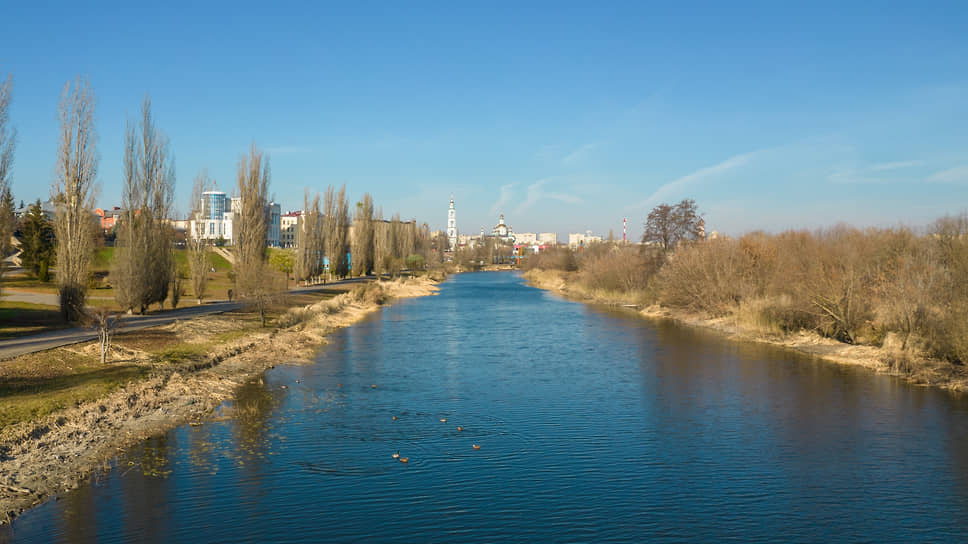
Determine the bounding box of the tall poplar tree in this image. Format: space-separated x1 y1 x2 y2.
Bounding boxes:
351 192 374 276
112 96 176 313
0 71 16 295
234 143 272 326
53 76 98 322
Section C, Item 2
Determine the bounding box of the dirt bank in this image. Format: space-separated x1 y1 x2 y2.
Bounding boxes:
524 269 968 393
0 278 439 525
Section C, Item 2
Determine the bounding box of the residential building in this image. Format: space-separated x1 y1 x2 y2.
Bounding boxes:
94 206 124 230
189 190 281 247
568 231 602 250
515 232 537 245
538 232 558 246
281 211 303 248
14 199 55 221
267 202 281 247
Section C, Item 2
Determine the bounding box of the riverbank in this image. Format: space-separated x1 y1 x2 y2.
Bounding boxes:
0 277 440 525
524 269 968 393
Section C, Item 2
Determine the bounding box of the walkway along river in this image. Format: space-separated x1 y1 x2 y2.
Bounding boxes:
4 272 968 542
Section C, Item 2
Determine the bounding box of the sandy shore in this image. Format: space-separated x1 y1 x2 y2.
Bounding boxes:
0 278 439 525
524 269 968 394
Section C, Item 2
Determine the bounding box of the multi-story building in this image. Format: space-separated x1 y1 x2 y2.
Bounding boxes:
189 190 281 247
280 211 303 248
267 202 281 247
192 190 231 241
14 199 56 221
94 207 124 231
515 232 537 245
568 231 602 249
538 232 558 246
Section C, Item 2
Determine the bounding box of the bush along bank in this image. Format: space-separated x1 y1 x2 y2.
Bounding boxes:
523 215 968 392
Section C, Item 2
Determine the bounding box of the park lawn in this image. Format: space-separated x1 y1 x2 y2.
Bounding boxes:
0 288 338 429
93 246 114 272
0 301 68 339
0 348 147 429
1 274 59 295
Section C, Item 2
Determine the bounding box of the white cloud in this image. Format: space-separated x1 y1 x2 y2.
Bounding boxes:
629 150 757 210
490 183 516 216
561 143 601 166
513 178 582 215
927 165 968 184
869 160 922 171
828 159 925 184
827 169 885 185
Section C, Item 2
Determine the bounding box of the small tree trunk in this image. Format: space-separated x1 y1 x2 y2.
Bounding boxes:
100 331 107 365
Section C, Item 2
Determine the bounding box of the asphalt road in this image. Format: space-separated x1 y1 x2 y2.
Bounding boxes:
0 277 370 361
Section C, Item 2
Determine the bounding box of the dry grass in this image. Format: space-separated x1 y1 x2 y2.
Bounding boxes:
0 301 67 339
0 348 147 428
526 215 968 390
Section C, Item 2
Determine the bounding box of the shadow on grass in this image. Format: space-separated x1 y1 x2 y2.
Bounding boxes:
0 363 148 428
0 305 67 339
0 364 146 397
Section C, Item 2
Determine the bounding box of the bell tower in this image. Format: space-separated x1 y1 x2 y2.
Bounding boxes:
447 194 457 250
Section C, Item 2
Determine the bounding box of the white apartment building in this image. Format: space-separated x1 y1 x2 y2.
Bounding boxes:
515 232 538 245
280 211 303 248
190 190 281 247
538 232 558 246
568 231 602 249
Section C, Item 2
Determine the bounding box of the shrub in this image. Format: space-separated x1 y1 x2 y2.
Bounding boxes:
523 247 577 272
655 238 758 315
351 282 387 306
577 244 656 294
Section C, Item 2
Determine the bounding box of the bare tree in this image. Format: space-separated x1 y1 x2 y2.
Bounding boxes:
322 185 335 280
234 143 273 326
401 218 416 266
388 214 402 277
642 199 703 251
333 185 350 279
351 192 374 276
373 207 388 279
53 76 99 322
323 184 349 280
112 96 176 313
0 72 15 295
86 307 122 364
188 169 211 304
295 190 325 283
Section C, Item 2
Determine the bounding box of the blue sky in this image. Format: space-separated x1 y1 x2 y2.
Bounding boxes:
1 1 966 239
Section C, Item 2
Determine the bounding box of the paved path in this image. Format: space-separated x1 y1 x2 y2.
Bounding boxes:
0 277 370 361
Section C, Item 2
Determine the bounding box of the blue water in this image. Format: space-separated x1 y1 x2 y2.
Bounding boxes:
5 272 968 542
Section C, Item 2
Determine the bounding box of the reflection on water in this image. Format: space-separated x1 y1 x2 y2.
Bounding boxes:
6 272 968 543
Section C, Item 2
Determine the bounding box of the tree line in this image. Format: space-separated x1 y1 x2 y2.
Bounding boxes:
0 70 440 327
525 198 968 367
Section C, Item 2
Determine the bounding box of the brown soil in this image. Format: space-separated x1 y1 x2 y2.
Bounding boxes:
524 269 968 394
0 277 439 525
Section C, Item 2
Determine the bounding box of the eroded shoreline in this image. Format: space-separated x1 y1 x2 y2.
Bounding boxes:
523 269 968 394
0 278 440 525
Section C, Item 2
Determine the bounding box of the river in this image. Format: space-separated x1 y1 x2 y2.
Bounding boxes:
4 272 968 542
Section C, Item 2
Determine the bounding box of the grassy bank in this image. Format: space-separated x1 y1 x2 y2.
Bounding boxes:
0 277 440 524
523 216 968 392
1 248 238 338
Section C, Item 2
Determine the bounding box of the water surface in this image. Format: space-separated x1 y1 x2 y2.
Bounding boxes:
5 272 968 542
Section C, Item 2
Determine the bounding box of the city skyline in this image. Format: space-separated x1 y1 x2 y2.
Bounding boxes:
1 2 966 240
